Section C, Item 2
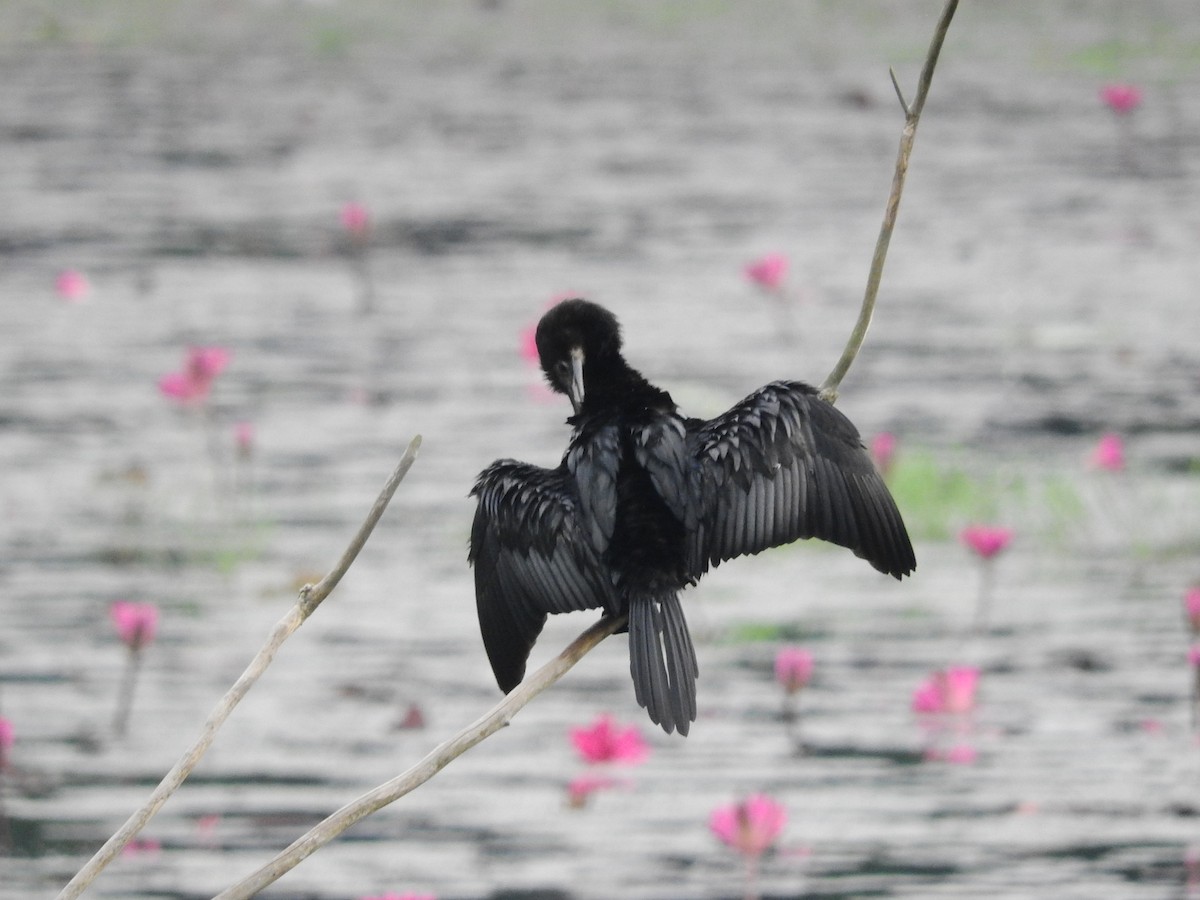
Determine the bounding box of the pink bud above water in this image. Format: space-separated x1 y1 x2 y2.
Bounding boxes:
926 743 978 765
519 322 539 363
774 647 814 695
187 346 231 382
55 269 90 302
395 703 426 730
870 432 897 475
912 678 942 714
0 716 13 764
1089 432 1125 471
159 346 231 405
120 837 161 857
566 773 622 808
960 524 1013 560
341 202 370 237
569 714 649 765
234 421 255 457
1100 84 1142 116
522 295 577 365
744 253 788 292
159 372 197 402
1186 588 1200 634
709 794 787 859
946 744 978 765
110 601 159 651
196 814 221 846
912 666 979 715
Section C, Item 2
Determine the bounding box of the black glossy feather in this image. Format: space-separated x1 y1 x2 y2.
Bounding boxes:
470 460 616 692
629 594 697 736
687 380 915 579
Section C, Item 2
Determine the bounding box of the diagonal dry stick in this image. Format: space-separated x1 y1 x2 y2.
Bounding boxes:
55 435 422 900
820 0 959 404
213 611 628 899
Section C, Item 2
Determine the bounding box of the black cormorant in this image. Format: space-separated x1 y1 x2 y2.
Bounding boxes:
470 299 915 735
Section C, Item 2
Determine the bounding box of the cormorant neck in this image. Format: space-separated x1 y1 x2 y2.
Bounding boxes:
579 353 673 415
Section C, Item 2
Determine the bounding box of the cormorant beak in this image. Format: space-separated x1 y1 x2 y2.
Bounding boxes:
567 346 585 415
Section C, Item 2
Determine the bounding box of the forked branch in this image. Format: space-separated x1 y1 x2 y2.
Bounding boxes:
56 435 422 900
819 0 959 403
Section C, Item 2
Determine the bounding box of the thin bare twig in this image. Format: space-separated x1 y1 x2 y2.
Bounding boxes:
56 435 422 900
819 0 958 404
888 66 911 116
214 612 628 899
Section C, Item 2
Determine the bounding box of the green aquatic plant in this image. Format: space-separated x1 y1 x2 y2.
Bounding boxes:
725 621 819 645
886 450 995 541
886 449 1087 547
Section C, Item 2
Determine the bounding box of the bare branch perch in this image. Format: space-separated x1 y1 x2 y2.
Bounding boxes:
303 434 422 612
56 435 422 900
214 612 628 899
819 0 959 403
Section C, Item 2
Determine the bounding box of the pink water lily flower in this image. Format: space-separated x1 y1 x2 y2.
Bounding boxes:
158 372 199 403
120 837 161 857
1185 588 1200 634
960 524 1013 560
110 601 159 651
912 666 979 715
395 702 426 730
1189 646 1200 669
566 773 623 808
188 346 231 381
0 716 13 765
911 678 942 714
196 814 221 847
925 744 978 765
55 269 90 302
709 794 787 858
341 201 370 237
234 420 255 458
521 295 578 366
744 253 788 292
870 432 897 476
1100 84 1142 115
159 346 231 404
569 714 649 765
774 647 814 695
519 322 539 363
1089 433 1125 471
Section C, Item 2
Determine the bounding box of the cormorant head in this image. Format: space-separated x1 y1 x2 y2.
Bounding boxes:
534 298 622 415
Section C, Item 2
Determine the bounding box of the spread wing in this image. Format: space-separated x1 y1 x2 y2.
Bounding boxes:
469 460 617 693
687 381 915 579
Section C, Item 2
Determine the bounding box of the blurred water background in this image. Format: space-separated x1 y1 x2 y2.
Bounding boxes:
2 1 1200 897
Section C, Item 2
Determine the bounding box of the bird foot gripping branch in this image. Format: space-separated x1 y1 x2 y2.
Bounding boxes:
470 299 915 736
